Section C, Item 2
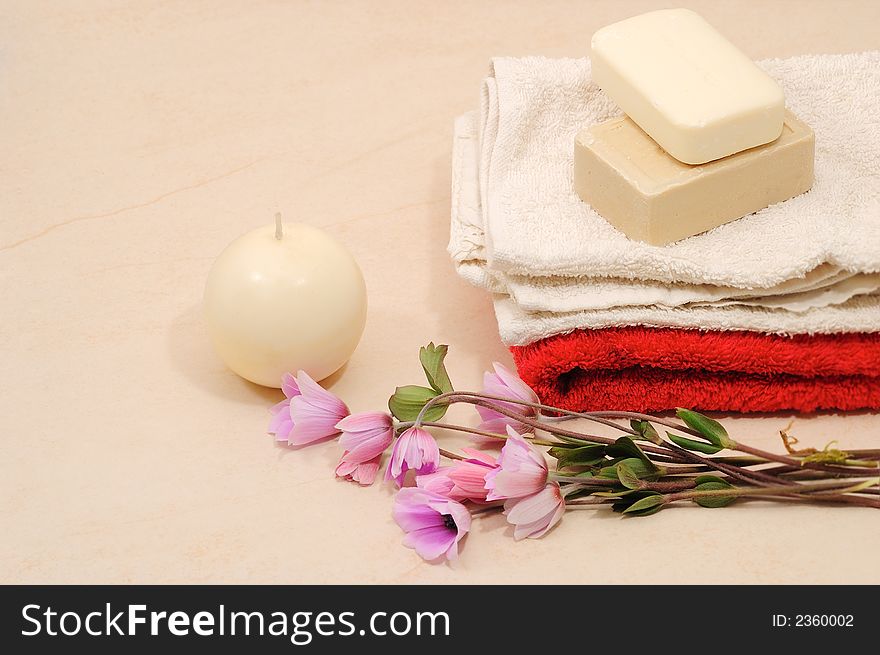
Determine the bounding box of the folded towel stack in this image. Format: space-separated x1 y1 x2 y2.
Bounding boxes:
449 53 880 413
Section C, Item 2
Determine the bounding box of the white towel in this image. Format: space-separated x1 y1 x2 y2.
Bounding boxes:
453 52 880 287
448 53 880 344
495 294 880 346
454 111 880 313
509 269 880 314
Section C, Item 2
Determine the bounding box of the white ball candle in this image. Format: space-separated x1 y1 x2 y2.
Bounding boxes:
204 215 367 387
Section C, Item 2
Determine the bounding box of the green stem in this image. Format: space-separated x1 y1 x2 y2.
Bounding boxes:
403 420 558 447
552 475 619 486
710 455 770 466
586 410 704 438
402 420 504 441
453 395 691 461
728 493 880 508
645 479 698 492
665 477 878 503
761 464 875 479
455 393 879 478
733 442 879 477
415 391 646 436
843 459 880 467
415 394 786 487
408 391 873 499
566 497 616 507
643 464 707 475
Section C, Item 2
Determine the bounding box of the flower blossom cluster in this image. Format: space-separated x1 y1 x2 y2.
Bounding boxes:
268 363 564 562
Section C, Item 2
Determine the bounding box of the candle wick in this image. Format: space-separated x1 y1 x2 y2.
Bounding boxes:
274 213 283 240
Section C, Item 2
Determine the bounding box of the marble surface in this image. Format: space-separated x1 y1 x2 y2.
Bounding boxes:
1 0 878 584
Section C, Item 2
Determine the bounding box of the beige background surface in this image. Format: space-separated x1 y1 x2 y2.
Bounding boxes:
1 0 878 584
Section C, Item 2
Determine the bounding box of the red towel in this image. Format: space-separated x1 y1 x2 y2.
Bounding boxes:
510 327 880 413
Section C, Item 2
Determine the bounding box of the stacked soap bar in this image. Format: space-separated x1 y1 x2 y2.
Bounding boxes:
574 111 815 245
578 8 814 245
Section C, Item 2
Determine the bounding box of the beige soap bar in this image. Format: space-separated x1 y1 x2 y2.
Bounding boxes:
573 110 814 245
591 9 785 165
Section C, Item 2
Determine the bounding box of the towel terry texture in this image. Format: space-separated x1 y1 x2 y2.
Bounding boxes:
450 53 880 413
511 327 880 413
451 52 880 290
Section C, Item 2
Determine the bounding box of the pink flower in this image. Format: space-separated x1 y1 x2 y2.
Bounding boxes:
503 482 565 540
484 426 548 501
268 372 302 442
416 449 496 502
335 454 382 486
286 371 350 446
333 412 393 486
415 468 456 497
448 449 497 501
385 427 440 487
476 362 540 434
336 412 394 464
393 488 471 561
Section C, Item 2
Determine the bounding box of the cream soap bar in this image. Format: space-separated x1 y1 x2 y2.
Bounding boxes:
573 110 814 245
591 9 785 165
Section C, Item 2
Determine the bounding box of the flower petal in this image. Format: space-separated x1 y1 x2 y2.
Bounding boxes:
351 460 380 485
446 499 473 535
338 413 394 462
269 397 289 416
268 399 292 433
505 485 557 523
295 370 350 416
492 362 539 403
403 526 456 561
337 452 382 485
413 428 440 475
484 427 547 500
385 427 439 486
511 502 565 540
504 483 564 540
474 408 530 436
341 430 393 463
392 488 444 531
448 461 492 499
416 469 456 497
335 411 392 434
336 458 355 474
287 396 343 445
393 489 470 561
461 448 497 466
281 372 301 399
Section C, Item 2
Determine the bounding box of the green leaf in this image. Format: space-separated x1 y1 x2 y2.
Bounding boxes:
606 437 657 471
551 434 596 446
548 444 607 469
676 408 734 448
388 385 447 422
692 480 736 508
630 420 661 444
419 343 454 394
694 475 730 485
599 457 660 480
557 483 596 500
611 490 659 513
667 432 723 455
563 470 596 479
616 462 644 490
592 488 637 498
622 494 665 515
